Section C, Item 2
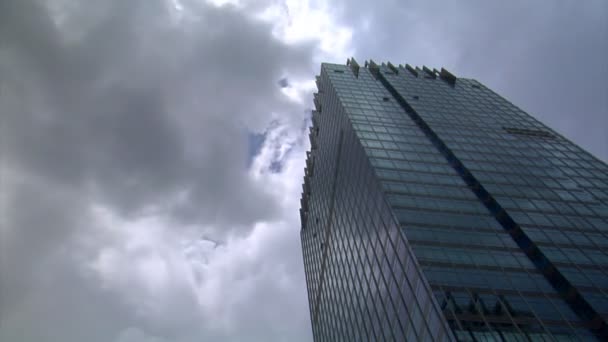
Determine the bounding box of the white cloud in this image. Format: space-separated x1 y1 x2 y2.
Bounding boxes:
256 0 353 63
80 138 311 340
280 79 316 104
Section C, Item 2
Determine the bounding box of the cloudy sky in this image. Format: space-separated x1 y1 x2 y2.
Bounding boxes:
0 0 606 341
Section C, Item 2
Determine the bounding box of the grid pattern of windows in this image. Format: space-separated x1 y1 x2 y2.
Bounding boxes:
301 64 453 341
378 62 605 339
300 61 607 341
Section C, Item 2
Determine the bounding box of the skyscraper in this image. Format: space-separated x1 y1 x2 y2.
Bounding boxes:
299 59 608 341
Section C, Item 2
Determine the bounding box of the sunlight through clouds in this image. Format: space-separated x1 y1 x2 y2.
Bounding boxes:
257 0 353 63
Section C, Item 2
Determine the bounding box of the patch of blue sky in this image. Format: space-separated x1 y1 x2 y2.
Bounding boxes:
246 131 266 168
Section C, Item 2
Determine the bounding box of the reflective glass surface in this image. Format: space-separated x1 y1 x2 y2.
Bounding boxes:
300 61 607 341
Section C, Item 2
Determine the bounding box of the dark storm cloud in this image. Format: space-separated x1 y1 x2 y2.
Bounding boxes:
1 0 313 228
340 0 608 161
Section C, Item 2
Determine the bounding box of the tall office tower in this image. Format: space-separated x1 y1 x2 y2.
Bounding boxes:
299 59 608 341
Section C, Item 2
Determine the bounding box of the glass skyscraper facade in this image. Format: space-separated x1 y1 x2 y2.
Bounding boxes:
300 59 608 341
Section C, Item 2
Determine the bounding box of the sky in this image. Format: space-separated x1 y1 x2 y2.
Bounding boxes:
0 0 606 341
